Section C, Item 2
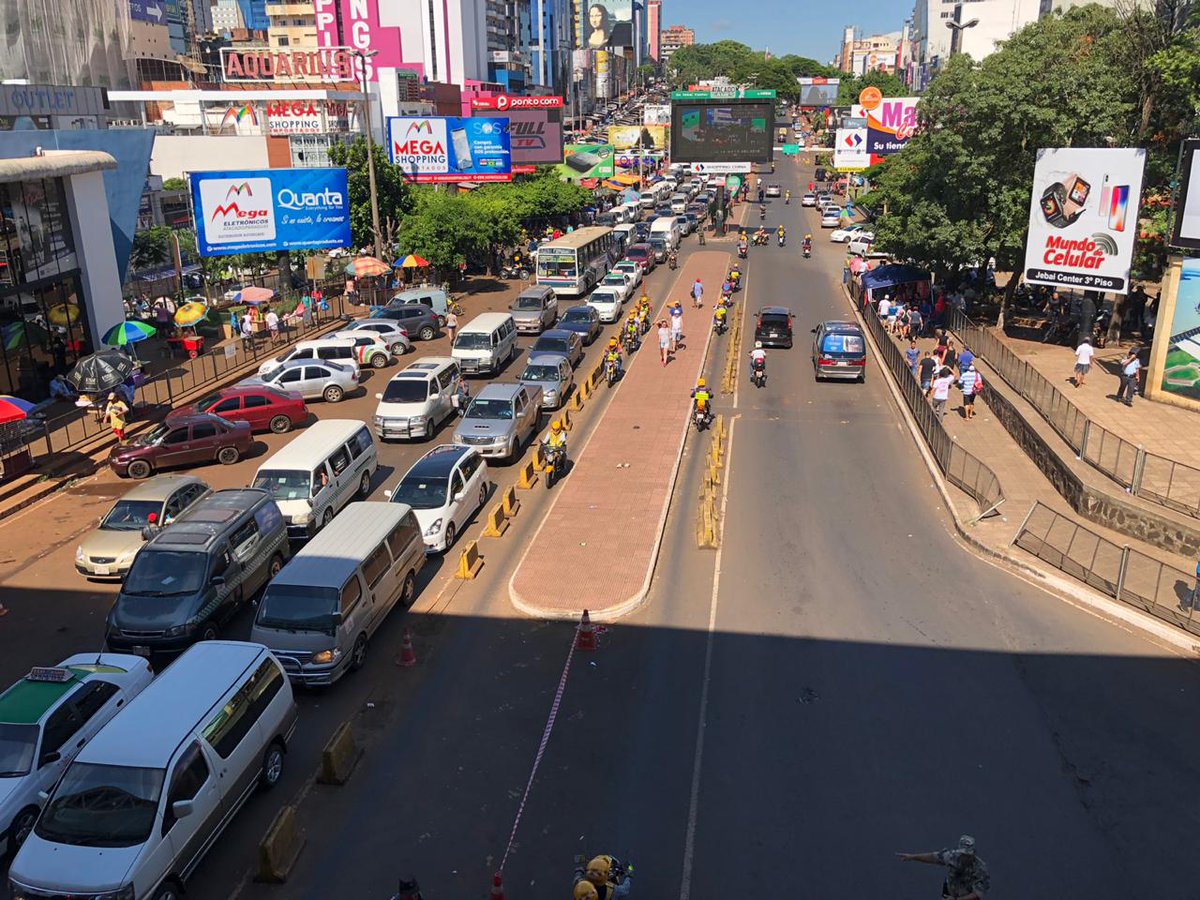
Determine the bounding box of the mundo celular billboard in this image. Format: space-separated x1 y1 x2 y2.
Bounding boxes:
387 116 513 183
190 168 350 257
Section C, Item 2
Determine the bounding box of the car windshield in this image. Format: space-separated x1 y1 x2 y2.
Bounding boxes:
36 763 165 847
382 380 430 403
0 723 38 777
591 292 617 304
514 296 545 310
252 469 312 501
256 584 340 633
562 309 591 323
100 499 162 532
521 364 560 381
534 339 567 353
453 332 492 350
466 398 513 420
389 474 450 510
122 550 207 596
603 276 624 284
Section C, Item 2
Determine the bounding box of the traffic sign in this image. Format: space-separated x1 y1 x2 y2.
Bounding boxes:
781 144 801 155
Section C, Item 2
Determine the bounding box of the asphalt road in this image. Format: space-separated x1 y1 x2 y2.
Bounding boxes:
6 163 1200 899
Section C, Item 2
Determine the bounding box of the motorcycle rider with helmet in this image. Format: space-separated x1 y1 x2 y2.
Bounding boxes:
749 340 767 383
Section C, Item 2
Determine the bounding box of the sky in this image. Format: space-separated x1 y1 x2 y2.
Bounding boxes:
665 0 910 63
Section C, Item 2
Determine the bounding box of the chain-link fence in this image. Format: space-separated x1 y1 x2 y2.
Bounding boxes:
1013 501 1200 637
947 308 1200 519
851 282 1004 520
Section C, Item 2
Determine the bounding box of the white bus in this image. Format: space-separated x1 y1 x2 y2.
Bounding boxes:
534 226 615 298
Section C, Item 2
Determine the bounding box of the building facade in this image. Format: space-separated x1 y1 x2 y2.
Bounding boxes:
909 0 1041 84
211 0 246 34
836 28 902 74
266 1 319 53
646 0 662 60
0 0 132 88
659 24 695 64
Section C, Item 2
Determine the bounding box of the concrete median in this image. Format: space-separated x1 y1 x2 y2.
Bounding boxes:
455 539 484 579
501 484 520 518
482 502 509 537
318 721 363 786
517 458 539 489
256 805 306 883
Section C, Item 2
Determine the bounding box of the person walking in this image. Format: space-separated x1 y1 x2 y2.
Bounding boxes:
957 345 975 374
445 308 459 344
918 351 937 395
264 307 280 343
657 319 671 366
905 340 920 378
1184 555 1200 611
105 392 129 442
959 363 980 419
669 302 684 352
931 367 954 421
1072 336 1095 387
691 279 704 309
1117 346 1141 406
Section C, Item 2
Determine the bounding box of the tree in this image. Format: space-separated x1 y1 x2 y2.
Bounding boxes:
129 226 174 271
328 137 414 253
835 69 909 106
161 176 187 191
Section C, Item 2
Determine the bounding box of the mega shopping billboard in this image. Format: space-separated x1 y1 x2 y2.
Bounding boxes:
387 116 513 183
472 95 564 168
670 99 774 164
190 168 350 257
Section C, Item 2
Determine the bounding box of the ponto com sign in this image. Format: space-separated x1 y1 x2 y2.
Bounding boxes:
198 177 275 244
390 118 450 176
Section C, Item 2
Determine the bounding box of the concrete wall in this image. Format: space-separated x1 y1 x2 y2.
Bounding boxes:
150 135 271 179
62 170 125 349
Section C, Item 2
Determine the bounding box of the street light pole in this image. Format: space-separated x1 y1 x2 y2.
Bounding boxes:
354 49 384 260
945 4 979 58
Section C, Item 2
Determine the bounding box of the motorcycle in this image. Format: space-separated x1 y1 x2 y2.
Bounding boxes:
759 206 767 220
543 444 567 489
713 314 728 335
802 243 811 259
605 356 621 386
785 195 791 205
573 856 634 896
622 328 639 353
391 877 424 900
752 358 766 388
500 264 530 280
693 400 711 432
668 253 678 270
737 245 748 260
778 233 786 248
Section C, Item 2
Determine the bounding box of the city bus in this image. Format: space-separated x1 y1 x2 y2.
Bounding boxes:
534 226 615 298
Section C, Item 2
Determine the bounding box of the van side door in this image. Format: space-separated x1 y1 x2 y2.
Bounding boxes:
228 517 266 597
326 445 353 512
360 541 401 633
154 741 222 883
435 367 457 424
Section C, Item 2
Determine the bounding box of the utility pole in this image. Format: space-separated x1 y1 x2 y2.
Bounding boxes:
945 3 979 57
354 48 384 260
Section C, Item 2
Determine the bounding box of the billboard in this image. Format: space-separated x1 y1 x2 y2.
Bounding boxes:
387 116 513 183
608 125 667 150
797 77 839 107
580 0 634 49
1169 138 1200 250
557 144 615 183
670 99 774 164
219 47 355 82
862 96 919 155
190 168 350 257
129 0 166 24
1156 258 1200 403
312 0 403 82
1022 147 1146 295
834 128 869 170
473 97 564 167
643 104 671 126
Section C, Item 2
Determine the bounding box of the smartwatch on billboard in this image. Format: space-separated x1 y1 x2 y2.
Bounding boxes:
1041 172 1090 228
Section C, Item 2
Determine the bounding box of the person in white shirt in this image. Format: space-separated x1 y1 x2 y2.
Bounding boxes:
1073 337 1095 387
931 368 955 421
748 342 766 379
877 295 891 319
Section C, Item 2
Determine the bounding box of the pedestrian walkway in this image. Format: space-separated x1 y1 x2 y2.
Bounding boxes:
509 250 733 619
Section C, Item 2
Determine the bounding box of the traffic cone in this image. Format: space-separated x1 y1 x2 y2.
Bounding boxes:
490 871 505 900
576 610 597 651
399 629 417 667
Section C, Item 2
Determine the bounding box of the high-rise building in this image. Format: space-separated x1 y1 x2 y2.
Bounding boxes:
836 26 902 75
0 0 132 87
909 0 1040 85
266 1 318 53
526 0 572 92
234 0 270 32
646 0 662 60
210 0 245 34
659 24 694 64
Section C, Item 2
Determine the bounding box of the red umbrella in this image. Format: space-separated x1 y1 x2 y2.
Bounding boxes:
0 395 35 425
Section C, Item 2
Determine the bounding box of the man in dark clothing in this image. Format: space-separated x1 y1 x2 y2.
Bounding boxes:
918 351 937 395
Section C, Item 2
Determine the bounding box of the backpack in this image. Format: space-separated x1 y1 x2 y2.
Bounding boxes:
973 371 984 394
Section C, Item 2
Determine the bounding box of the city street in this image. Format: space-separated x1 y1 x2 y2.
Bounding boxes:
3 164 1199 900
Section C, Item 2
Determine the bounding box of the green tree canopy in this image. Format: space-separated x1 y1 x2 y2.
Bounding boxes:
667 41 837 100
835 69 909 106
328 137 414 252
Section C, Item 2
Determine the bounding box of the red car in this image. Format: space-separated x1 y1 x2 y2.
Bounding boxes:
109 413 254 479
169 384 308 434
624 243 656 272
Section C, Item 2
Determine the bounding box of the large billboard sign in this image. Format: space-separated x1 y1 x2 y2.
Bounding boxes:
312 0 403 82
557 144 615 183
190 168 350 257
219 47 355 82
861 96 919 155
834 128 870 170
473 96 564 167
643 104 670 126
580 0 634 49
1169 137 1200 250
670 99 774 164
608 125 667 150
797 77 839 107
387 117 513 183
1022 147 1146 295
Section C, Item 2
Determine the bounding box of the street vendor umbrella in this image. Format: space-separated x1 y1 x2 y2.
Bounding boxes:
174 302 208 327
66 349 135 395
344 257 391 277
235 286 275 305
393 254 430 269
0 395 34 425
0 321 47 351
103 320 157 347
46 303 81 327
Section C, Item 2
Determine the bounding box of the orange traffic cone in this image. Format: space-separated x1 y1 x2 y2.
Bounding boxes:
399 629 417 667
490 872 505 900
576 610 597 651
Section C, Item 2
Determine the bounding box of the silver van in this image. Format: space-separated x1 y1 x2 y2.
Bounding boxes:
373 357 461 441
9 642 298 900
451 312 518 376
251 420 378 539
252 502 425 683
256 337 361 378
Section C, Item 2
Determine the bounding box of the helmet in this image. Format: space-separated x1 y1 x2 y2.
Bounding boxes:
609 337 618 346
628 311 636 319
696 377 706 387
805 233 812 240
585 857 612 885
552 421 563 432
755 341 763 349
574 882 599 900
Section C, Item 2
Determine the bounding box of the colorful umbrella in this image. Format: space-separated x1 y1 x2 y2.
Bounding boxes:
0 395 34 425
235 286 275 305
174 302 208 326
345 257 391 277
393 254 431 269
67 350 135 394
47 303 81 327
103 320 157 347
0 321 48 351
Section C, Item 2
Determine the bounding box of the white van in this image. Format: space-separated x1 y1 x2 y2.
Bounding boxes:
9 642 297 900
257 337 362 378
451 312 517 376
373 357 461 441
670 192 689 214
650 216 681 250
251 420 377 539
613 223 638 246
251 502 427 684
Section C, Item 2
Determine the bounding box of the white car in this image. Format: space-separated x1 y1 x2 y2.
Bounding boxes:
611 260 643 288
829 224 874 244
331 331 396 369
341 319 413 356
587 287 623 323
801 192 818 207
387 444 490 552
599 272 635 303
0 654 155 854
820 208 842 228
848 236 879 256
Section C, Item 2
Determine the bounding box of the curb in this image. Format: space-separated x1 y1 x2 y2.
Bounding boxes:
841 282 1200 655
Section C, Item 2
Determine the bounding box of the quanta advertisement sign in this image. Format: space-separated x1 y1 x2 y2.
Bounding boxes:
1022 147 1146 294
473 100 564 167
670 99 774 164
190 168 350 257
387 116 513 183
557 144 615 182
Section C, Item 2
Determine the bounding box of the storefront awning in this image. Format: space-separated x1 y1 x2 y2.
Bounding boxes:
860 264 931 292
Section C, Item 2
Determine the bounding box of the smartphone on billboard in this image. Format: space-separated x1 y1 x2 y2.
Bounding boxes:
1108 185 1130 232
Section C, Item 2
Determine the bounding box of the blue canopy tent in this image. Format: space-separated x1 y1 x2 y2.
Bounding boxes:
858 264 933 311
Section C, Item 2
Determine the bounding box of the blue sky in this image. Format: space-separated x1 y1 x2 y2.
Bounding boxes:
667 0 910 62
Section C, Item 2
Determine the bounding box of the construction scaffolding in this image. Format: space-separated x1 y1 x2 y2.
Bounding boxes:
0 0 132 88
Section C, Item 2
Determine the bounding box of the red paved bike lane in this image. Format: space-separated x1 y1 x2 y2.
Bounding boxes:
508 249 733 619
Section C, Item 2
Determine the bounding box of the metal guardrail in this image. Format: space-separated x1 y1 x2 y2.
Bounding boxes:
1013 501 1200 637
946 308 1200 520
850 281 1004 521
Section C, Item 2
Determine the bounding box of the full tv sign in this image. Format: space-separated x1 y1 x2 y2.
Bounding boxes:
472 96 564 168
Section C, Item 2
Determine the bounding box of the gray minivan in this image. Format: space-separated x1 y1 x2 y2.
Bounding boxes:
251 502 426 684
105 489 290 657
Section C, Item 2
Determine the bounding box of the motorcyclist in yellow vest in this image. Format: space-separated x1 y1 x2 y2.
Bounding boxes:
691 378 712 422
604 338 623 379
624 311 640 347
636 298 651 332
542 420 567 467
713 303 728 331
571 855 630 900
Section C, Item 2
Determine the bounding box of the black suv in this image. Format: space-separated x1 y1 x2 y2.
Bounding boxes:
755 306 795 348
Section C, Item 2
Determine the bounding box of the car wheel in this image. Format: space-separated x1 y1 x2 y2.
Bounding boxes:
268 553 284 580
418 325 436 341
153 880 185 900
126 459 152 480
442 521 456 551
269 415 292 434
478 483 488 511
10 806 38 849
349 633 368 671
401 571 416 607
321 508 334 529
371 352 388 369
390 342 407 356
358 470 371 499
199 623 218 641
323 385 344 403
218 446 240 465
259 742 285 790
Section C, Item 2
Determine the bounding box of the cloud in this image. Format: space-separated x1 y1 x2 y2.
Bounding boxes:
709 18 733 32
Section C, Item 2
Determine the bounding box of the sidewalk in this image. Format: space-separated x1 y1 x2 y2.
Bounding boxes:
509 250 732 619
